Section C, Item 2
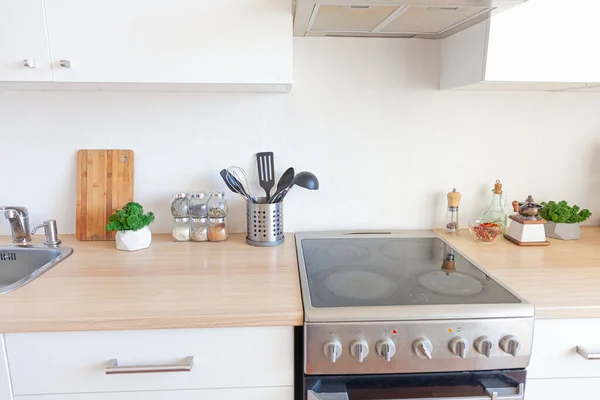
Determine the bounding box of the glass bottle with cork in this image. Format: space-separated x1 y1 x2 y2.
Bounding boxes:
445 188 462 235
482 179 508 234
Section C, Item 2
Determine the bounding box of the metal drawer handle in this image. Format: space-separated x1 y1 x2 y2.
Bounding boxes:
59 60 71 68
105 356 194 374
576 346 600 360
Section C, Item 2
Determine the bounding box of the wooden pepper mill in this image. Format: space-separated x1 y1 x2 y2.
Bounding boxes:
445 188 462 235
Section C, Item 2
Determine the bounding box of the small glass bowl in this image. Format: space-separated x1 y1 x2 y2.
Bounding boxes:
468 219 503 244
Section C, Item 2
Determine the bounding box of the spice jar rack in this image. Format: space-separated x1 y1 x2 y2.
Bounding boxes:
170 191 228 243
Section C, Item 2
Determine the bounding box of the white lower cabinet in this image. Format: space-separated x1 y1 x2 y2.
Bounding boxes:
529 319 600 379
15 387 294 400
4 326 293 398
524 319 600 400
525 378 600 400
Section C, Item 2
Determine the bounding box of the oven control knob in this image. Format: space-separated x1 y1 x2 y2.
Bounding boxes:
350 339 370 363
475 336 494 358
323 340 343 363
449 336 469 359
376 338 396 362
500 335 520 357
413 337 433 360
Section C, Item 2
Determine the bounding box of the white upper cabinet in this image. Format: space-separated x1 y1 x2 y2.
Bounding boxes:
0 0 52 82
440 0 600 91
44 0 292 91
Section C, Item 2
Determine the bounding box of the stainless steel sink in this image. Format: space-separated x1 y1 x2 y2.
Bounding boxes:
0 245 73 295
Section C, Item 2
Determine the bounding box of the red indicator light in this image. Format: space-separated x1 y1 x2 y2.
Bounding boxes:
392 329 398 335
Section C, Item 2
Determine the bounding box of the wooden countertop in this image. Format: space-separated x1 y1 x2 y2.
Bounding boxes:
437 227 600 319
0 234 303 333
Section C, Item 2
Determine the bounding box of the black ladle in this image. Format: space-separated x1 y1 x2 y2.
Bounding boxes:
271 171 319 203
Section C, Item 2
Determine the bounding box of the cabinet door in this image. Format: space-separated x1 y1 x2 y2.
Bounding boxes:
529 319 600 379
0 0 52 81
485 0 600 84
44 0 292 85
525 378 600 400
6 327 293 395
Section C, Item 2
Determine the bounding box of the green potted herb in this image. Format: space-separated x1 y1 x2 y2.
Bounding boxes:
540 201 591 240
106 202 155 251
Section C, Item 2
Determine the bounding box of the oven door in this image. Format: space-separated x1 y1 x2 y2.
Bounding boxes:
304 370 525 400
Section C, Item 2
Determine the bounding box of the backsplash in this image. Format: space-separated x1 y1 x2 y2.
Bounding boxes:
2 37 600 235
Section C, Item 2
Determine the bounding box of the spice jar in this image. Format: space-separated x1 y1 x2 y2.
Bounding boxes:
172 217 190 241
189 192 209 218
208 191 228 219
171 193 189 218
190 217 209 242
208 217 228 242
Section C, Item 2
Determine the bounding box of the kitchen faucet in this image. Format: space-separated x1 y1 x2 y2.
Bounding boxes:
1 206 32 244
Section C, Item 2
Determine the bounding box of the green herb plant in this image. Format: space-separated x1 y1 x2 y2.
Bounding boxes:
540 201 592 224
106 202 155 232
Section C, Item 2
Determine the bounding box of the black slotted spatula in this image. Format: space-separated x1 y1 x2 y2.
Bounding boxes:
256 151 275 202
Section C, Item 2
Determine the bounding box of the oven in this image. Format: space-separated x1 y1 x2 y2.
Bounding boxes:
294 231 535 400
304 369 526 400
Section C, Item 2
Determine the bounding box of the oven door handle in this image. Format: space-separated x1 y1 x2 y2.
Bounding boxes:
307 383 524 400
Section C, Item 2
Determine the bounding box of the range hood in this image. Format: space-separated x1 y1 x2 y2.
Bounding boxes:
294 0 527 39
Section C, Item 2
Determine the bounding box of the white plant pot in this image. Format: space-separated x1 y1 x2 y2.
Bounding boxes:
544 221 581 240
115 226 152 251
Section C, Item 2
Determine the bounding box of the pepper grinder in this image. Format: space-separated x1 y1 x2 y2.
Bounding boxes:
445 188 462 235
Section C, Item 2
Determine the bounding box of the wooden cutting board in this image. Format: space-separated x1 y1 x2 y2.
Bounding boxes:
76 150 134 241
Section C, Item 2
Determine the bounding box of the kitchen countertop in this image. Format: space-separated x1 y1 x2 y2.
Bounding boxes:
437 227 600 319
2 228 599 333
0 234 303 333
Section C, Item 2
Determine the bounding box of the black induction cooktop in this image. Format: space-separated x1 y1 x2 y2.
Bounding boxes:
301 237 521 308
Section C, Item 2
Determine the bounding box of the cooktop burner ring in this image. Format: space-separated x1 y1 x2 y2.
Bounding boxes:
312 268 404 302
417 270 486 297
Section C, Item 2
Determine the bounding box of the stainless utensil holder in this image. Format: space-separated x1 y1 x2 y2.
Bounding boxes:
246 198 284 247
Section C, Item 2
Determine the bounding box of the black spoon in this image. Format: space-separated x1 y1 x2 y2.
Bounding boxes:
269 167 295 204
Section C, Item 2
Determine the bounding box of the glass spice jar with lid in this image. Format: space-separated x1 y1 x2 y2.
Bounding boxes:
171 192 189 218
172 217 191 242
207 191 228 219
190 217 209 242
189 192 209 218
208 217 228 242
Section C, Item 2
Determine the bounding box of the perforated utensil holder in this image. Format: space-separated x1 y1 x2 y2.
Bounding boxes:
246 198 284 247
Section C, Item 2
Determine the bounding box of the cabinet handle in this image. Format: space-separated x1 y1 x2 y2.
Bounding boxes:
105 356 194 374
576 346 600 360
23 59 35 68
59 60 71 68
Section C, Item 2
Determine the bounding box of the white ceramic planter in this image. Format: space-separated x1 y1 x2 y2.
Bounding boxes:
544 221 581 240
115 226 152 251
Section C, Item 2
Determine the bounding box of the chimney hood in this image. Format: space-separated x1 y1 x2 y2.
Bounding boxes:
293 0 527 39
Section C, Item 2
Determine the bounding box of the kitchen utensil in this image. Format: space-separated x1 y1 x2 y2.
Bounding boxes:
444 188 462 235
76 150 134 241
268 167 295 204
256 152 275 201
219 169 238 194
505 196 549 246
220 169 253 202
246 197 284 247
468 219 503 244
271 171 320 203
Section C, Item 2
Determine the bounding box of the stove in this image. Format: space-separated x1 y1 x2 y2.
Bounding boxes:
296 231 534 400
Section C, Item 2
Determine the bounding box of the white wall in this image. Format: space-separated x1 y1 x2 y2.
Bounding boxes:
1 37 600 235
